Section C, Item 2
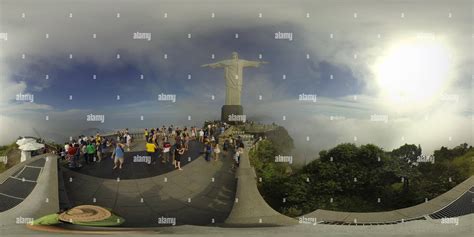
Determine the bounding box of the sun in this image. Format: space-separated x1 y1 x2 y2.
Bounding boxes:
373 35 453 111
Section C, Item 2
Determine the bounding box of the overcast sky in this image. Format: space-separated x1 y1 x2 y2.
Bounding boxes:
0 0 472 162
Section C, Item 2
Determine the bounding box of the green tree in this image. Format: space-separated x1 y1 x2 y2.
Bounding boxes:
251 139 473 216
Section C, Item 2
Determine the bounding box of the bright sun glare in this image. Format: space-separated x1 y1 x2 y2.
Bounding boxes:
374 35 453 110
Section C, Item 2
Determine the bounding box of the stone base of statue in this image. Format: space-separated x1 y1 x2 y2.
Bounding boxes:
221 105 244 124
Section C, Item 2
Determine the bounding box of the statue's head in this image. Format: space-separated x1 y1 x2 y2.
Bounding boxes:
231 52 239 60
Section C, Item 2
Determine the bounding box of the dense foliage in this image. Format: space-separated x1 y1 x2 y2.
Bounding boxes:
250 140 473 217
0 142 18 173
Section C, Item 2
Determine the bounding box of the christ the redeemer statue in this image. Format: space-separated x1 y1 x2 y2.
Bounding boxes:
202 52 267 123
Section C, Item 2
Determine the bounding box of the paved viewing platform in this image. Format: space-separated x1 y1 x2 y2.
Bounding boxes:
63 140 204 179
0 154 59 226
225 149 298 227
61 138 236 227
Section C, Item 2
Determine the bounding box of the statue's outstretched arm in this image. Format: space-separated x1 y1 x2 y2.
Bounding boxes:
201 61 225 69
243 60 268 68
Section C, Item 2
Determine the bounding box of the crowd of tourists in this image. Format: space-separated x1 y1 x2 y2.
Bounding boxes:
59 122 246 171
59 132 108 169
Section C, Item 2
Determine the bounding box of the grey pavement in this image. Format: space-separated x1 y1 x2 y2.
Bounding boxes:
1 213 472 237
225 148 298 227
0 154 59 226
62 143 236 227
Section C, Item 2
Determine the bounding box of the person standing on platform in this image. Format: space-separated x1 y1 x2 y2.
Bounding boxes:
213 142 221 161
144 128 149 142
146 138 157 165
199 129 204 143
174 140 184 170
162 138 171 164
125 132 132 151
86 142 96 163
112 142 125 169
204 141 212 162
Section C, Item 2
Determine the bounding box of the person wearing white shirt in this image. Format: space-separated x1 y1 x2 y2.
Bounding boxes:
199 129 204 143
125 133 132 151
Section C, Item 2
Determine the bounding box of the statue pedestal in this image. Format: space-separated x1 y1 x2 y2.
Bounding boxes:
221 105 244 124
